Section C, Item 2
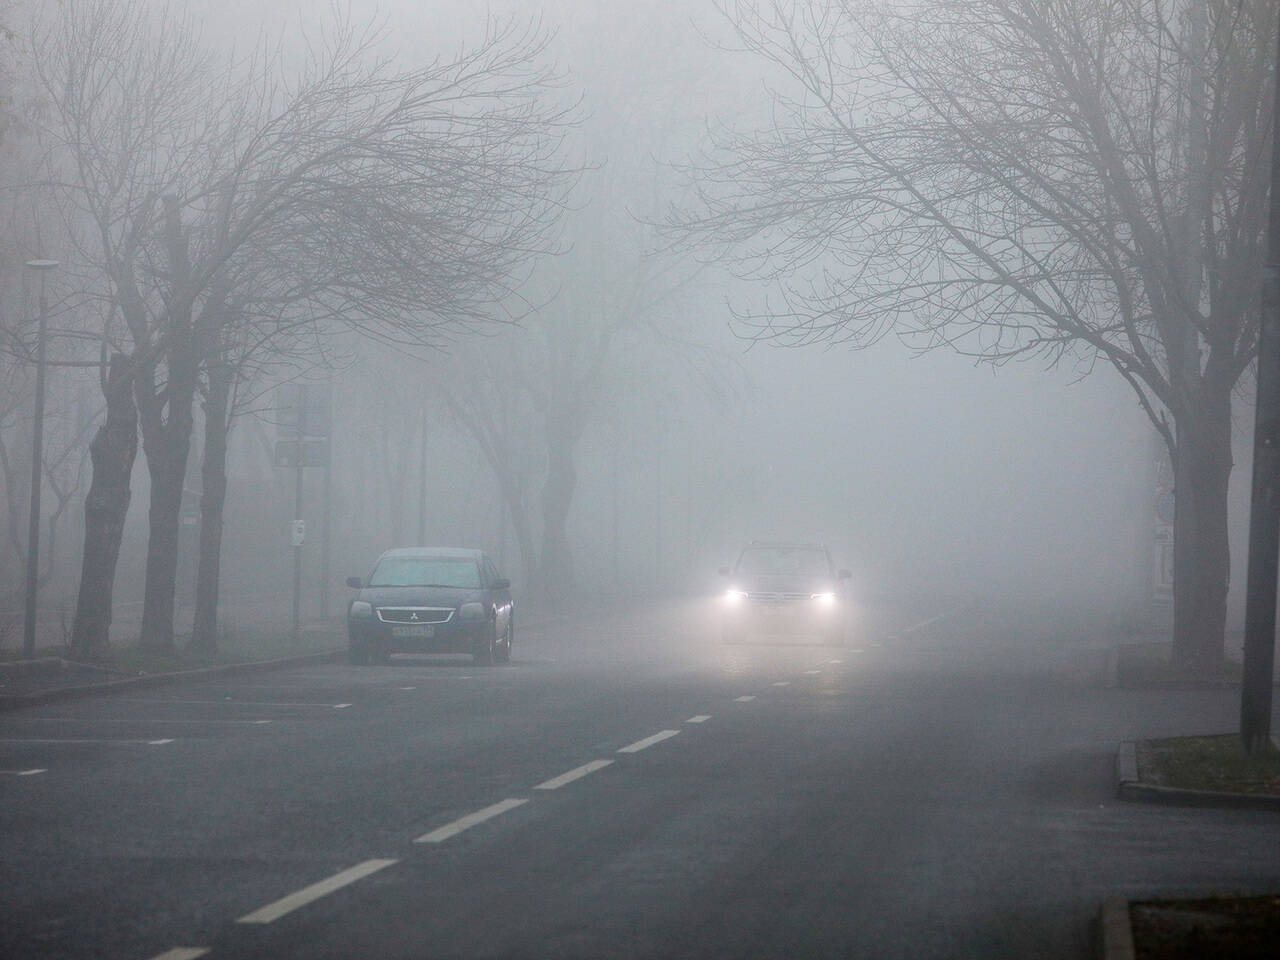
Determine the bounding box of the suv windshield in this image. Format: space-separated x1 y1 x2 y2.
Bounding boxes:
736 546 830 577
368 558 481 589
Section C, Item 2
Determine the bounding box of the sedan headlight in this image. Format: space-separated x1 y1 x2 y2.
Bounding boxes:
349 600 373 619
723 588 748 604
458 601 486 620
811 592 837 607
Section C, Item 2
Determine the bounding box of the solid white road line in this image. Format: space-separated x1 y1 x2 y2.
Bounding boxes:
734 695 756 702
7 717 272 726
115 698 348 709
0 768 47 776
686 715 711 723
0 738 172 745
534 759 614 790
148 948 210 960
415 799 528 843
618 730 681 753
237 859 397 924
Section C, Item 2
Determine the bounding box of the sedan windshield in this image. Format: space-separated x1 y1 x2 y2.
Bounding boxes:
368 558 481 589
736 547 830 577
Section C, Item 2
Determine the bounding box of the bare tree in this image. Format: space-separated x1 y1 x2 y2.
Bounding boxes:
37 0 577 654
671 0 1275 670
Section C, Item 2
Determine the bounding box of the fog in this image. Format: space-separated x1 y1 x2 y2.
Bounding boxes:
0 0 1259 649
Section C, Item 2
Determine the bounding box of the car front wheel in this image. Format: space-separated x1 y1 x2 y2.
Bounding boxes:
496 617 513 664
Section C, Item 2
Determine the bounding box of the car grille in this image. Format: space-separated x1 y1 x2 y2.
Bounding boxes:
747 592 810 604
377 607 454 624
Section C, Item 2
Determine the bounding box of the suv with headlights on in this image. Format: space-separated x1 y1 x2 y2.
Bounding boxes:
718 541 851 645
345 547 513 665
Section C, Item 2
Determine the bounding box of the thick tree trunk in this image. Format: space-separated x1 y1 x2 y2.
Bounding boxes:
191 362 232 653
136 352 198 651
540 422 577 601
1170 382 1233 671
500 473 537 586
70 354 138 657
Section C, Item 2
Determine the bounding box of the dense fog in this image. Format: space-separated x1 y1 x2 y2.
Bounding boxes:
0 0 1263 652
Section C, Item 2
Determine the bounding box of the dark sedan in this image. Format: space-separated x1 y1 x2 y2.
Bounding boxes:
345 547 514 665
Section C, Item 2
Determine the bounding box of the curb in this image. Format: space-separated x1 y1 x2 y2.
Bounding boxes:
1099 899 1134 960
0 649 345 712
1114 740 1280 811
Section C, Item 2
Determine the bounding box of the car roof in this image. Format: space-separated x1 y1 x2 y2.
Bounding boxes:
376 547 485 561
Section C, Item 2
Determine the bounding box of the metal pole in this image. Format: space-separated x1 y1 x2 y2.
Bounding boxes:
1239 22 1280 753
291 387 306 641
417 396 428 545
21 263 55 658
320 453 331 621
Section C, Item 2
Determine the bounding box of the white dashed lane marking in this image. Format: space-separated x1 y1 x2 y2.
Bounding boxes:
415 799 528 844
618 730 681 753
772 681 790 687
534 760 613 790
734 695 756 702
686 715 711 723
803 670 821 675
148 948 210 960
0 768 46 776
237 859 398 924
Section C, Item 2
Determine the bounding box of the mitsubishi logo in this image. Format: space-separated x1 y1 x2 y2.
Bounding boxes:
409 612 420 621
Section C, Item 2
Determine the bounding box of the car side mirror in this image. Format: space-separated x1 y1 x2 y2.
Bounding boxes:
346 576 363 589
837 569 852 580
491 578 511 591
718 566 731 577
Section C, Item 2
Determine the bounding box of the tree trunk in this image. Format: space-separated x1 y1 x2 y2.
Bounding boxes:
1170 381 1233 671
540 420 577 601
191 361 232 653
135 351 198 651
70 354 138 657
500 473 538 586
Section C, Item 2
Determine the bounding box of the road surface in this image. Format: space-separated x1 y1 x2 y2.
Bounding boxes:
2 594 1277 959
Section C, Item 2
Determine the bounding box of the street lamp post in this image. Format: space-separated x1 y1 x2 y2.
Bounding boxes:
22 259 59 659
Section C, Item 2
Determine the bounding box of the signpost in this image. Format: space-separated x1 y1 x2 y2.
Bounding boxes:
277 384 331 639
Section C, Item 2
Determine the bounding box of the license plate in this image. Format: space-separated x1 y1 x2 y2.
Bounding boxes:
391 624 434 638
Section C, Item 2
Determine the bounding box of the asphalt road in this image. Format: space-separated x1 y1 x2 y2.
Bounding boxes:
2 594 1278 960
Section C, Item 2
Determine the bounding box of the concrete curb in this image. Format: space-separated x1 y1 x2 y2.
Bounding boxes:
1099 899 1134 960
0 649 345 712
1114 740 1280 811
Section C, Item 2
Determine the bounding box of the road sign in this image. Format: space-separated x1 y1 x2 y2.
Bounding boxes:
291 520 306 547
276 383 331 439
274 439 330 468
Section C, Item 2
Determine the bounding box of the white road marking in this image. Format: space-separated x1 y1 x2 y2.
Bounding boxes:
0 738 170 745
618 730 681 753
237 859 397 924
148 949 210 960
415 799 527 843
115 698 348 709
803 670 821 675
398 687 417 691
0 768 47 776
734 695 756 702
772 681 790 687
534 759 614 790
334 704 352 709
149 739 175 745
6 717 271 726
850 649 865 654
828 659 844 664
686 715 711 723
